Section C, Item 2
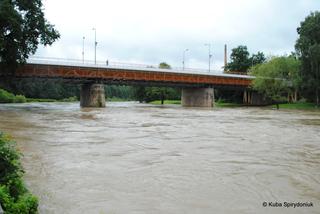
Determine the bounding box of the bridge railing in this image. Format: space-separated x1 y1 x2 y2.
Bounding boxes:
27 56 222 74
26 56 253 79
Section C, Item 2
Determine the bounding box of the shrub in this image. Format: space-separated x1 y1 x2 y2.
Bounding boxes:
0 89 16 103
0 89 26 103
14 95 27 103
0 132 38 213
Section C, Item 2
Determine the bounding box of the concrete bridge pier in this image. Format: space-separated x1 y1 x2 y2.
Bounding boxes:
80 83 106 107
181 88 214 107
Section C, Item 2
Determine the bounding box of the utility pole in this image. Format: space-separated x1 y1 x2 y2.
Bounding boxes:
182 49 189 70
92 28 97 64
82 36 85 63
224 44 227 71
204 43 212 72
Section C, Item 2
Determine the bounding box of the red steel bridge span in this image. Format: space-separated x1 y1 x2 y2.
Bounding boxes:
12 57 260 107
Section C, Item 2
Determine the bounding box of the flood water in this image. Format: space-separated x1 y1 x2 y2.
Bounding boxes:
0 102 319 214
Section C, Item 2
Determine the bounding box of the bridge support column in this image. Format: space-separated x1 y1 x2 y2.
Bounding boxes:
80 83 106 107
181 88 214 107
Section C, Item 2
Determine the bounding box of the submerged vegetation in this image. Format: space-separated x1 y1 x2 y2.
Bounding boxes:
0 132 38 213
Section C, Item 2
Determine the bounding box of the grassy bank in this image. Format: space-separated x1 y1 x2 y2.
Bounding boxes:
271 102 319 110
149 100 243 107
26 96 78 103
149 100 181 105
0 132 38 213
149 100 319 110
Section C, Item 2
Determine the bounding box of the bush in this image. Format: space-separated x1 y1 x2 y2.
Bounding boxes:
14 95 27 103
0 89 16 103
0 89 26 103
0 132 38 213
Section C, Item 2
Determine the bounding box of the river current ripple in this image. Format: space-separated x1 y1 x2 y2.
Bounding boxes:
0 102 319 214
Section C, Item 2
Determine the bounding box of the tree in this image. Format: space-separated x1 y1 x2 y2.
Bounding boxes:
250 56 301 109
159 62 171 69
225 46 265 73
0 0 60 73
225 45 251 73
251 52 266 66
295 11 320 106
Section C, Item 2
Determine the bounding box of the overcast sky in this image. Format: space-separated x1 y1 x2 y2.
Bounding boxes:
35 0 319 71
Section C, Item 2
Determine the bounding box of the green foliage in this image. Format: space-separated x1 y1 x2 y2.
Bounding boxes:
132 63 180 103
0 132 38 213
0 79 80 100
60 96 78 102
0 89 26 103
145 87 180 103
225 45 266 73
104 85 135 100
295 11 320 105
14 95 26 103
159 62 171 69
250 56 301 105
0 0 60 73
225 45 251 72
251 52 266 66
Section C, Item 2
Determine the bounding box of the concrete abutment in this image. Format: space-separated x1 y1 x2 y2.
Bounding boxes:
181 88 214 107
80 83 106 107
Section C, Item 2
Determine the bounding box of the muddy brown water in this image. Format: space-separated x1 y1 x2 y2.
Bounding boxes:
0 102 319 214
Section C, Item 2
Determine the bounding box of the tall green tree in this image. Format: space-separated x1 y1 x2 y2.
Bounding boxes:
295 11 320 106
0 0 60 73
250 56 301 109
251 51 266 67
225 46 265 73
225 45 251 72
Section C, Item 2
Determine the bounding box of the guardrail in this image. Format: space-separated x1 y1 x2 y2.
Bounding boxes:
26 56 253 79
27 56 221 73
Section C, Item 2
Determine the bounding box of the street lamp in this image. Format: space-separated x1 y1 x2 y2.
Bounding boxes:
182 49 189 70
204 43 212 72
82 36 85 63
92 28 97 64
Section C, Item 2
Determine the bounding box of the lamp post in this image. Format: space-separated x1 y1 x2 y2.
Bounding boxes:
82 36 85 63
204 43 212 72
92 28 97 64
182 49 189 70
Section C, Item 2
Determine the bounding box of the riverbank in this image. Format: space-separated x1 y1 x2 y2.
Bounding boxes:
149 99 319 110
0 131 38 213
150 100 243 107
271 102 319 110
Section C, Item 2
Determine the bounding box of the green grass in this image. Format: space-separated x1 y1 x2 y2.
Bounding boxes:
107 97 132 102
215 102 243 107
26 96 78 102
272 102 319 110
26 98 57 102
149 100 243 107
149 100 181 105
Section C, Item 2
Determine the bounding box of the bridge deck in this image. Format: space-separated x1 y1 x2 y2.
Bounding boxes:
11 58 253 88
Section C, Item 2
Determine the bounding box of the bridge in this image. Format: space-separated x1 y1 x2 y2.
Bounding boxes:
8 57 264 107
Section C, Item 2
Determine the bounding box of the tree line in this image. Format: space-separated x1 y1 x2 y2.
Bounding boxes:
224 11 320 106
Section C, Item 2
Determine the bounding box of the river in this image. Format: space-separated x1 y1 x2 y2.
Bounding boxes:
0 102 319 214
